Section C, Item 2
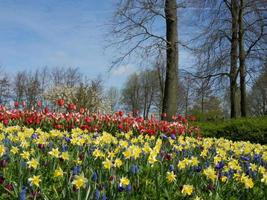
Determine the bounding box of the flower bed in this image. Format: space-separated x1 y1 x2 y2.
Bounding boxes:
0 125 266 199
0 105 193 136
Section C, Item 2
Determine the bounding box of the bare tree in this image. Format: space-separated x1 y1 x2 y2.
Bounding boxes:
106 87 120 112
238 0 267 117
140 69 158 119
0 69 11 105
13 71 27 103
50 67 81 87
110 0 183 120
248 62 267 116
121 72 142 117
24 71 41 108
189 0 266 118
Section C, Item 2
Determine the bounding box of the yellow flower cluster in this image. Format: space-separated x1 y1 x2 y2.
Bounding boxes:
0 123 266 199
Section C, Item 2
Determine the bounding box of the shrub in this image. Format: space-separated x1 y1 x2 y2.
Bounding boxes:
193 117 267 144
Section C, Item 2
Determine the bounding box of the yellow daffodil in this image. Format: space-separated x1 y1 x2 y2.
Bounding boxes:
10 146 19 154
72 173 88 189
181 184 193 196
103 159 113 170
54 167 64 178
48 148 60 158
190 156 199 166
261 173 267 185
28 175 41 187
61 151 70 161
240 174 254 189
114 158 123 168
148 153 157 165
250 163 257 172
20 151 30 160
177 160 187 170
120 177 130 186
0 144 5 157
221 176 227 183
27 158 39 169
203 167 217 182
259 166 266 174
92 149 104 159
123 149 132 159
166 171 176 183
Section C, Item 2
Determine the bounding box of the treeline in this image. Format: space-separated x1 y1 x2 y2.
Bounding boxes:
120 61 267 121
0 67 111 113
108 0 266 120
0 63 266 120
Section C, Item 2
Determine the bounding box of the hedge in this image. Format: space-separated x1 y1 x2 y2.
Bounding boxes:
192 117 267 144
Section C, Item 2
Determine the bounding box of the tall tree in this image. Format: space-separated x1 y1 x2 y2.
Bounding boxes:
229 0 239 118
110 0 181 121
121 73 142 117
238 0 246 117
238 0 267 117
162 0 179 120
248 62 267 116
189 0 266 118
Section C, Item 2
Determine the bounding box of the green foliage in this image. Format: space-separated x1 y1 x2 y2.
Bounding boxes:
193 117 267 144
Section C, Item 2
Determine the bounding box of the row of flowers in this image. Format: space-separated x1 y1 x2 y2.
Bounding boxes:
0 100 197 136
0 124 266 199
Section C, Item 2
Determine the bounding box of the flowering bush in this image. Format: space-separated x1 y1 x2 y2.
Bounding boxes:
0 125 266 199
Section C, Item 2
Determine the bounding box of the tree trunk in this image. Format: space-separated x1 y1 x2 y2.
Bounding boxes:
230 0 239 119
239 0 247 117
185 84 189 117
162 0 178 121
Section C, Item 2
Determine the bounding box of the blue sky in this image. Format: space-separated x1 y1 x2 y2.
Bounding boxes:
0 0 194 89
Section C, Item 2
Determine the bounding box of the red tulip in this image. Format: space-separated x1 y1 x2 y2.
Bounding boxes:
0 176 5 184
3 119 9 126
22 101 26 107
79 107 85 114
14 101 19 108
37 101 42 107
68 103 76 111
57 99 65 107
44 106 49 114
4 183 14 191
118 123 123 130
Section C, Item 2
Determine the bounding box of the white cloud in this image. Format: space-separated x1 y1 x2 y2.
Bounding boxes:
111 64 137 76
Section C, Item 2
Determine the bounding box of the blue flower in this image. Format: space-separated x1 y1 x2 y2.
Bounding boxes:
3 138 11 144
130 165 139 174
194 166 202 172
61 145 68 152
102 195 107 200
126 184 132 192
170 134 176 140
20 186 27 200
169 164 174 171
254 154 261 163
48 142 53 148
161 134 168 139
215 161 224 170
240 156 250 161
64 137 71 143
20 161 27 168
92 172 98 182
95 189 100 200
72 166 82 175
31 133 38 139
118 186 124 192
